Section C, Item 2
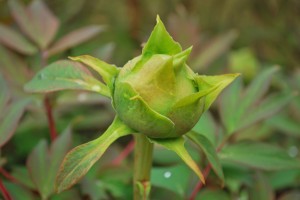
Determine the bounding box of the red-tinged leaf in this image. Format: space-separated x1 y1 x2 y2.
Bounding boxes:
27 0 60 49
0 24 37 55
9 0 59 49
0 45 30 86
8 0 36 44
55 117 132 193
24 60 111 97
27 127 72 199
0 74 10 113
0 98 31 147
46 26 105 56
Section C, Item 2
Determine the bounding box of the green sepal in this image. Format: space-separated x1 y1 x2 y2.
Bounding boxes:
113 81 175 138
24 60 110 97
55 117 132 193
195 73 240 111
142 15 182 56
69 55 119 89
149 137 205 184
173 46 193 70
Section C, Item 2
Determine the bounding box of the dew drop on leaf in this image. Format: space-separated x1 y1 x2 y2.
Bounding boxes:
164 171 172 178
288 146 298 158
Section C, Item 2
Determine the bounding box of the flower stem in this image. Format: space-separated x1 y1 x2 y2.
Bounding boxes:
44 95 57 141
133 134 153 200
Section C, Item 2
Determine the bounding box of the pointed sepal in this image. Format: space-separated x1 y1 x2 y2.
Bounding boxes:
149 137 205 184
142 15 182 56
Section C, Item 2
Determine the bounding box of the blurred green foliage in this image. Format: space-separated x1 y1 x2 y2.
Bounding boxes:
0 0 299 199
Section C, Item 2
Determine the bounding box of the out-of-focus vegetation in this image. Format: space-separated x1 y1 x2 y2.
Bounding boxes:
0 0 299 199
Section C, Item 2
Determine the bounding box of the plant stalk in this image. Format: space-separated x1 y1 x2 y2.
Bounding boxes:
133 134 154 200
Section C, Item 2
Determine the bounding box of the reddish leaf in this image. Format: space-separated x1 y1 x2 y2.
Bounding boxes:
46 25 105 56
9 0 59 49
0 24 37 55
0 98 31 147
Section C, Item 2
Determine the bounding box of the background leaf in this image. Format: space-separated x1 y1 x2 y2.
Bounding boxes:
27 0 60 49
0 24 37 55
0 98 30 147
46 25 105 56
9 0 59 49
55 118 132 193
187 131 224 185
219 141 300 170
27 127 72 199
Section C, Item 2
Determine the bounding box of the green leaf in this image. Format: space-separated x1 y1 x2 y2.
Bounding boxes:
151 164 191 197
24 60 110 97
249 172 274 200
268 169 300 190
27 127 72 199
219 141 300 170
187 131 224 185
192 111 218 145
149 137 205 183
196 73 240 111
267 114 300 137
0 74 10 113
69 55 119 86
237 66 279 119
0 24 37 55
0 98 30 147
219 77 243 134
142 15 182 56
9 0 59 49
55 117 132 193
11 167 35 189
196 188 231 200
4 181 36 200
238 92 295 130
46 25 105 56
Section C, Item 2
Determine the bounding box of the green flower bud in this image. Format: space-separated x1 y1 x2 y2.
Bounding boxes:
113 16 238 138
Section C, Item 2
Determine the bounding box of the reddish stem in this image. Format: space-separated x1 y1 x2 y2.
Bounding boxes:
189 138 228 200
189 164 212 200
111 140 135 166
0 168 18 184
0 179 12 200
44 96 57 141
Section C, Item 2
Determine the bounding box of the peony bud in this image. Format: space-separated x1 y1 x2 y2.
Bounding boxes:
113 16 237 138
